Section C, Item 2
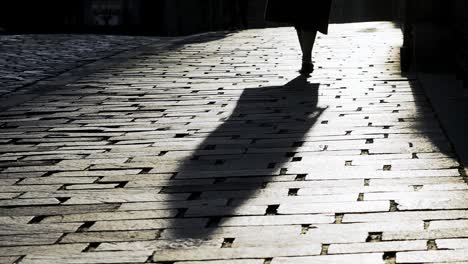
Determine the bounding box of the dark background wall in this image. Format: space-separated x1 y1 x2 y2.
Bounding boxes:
0 0 405 35
330 0 404 23
0 0 162 34
401 0 467 83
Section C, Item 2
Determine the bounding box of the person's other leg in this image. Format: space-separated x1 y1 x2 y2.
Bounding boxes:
228 0 240 29
239 0 248 28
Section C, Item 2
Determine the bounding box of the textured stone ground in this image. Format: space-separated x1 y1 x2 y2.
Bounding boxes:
1 22 468 264
0 34 162 97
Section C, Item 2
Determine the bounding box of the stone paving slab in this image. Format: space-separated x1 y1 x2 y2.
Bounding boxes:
0 22 468 263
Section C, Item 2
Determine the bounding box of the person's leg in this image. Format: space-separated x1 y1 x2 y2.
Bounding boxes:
295 26 304 55
300 29 317 64
297 28 317 74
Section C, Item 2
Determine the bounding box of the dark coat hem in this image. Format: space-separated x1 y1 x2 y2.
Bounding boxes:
264 0 332 34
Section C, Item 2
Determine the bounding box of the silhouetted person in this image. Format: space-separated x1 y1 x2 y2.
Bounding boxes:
265 0 332 75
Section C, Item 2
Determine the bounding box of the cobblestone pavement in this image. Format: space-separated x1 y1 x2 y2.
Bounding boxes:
0 34 162 97
1 22 468 263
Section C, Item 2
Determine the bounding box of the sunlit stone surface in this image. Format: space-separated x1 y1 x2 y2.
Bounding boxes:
1 22 467 263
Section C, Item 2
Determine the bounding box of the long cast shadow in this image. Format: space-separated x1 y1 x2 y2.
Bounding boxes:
164 76 324 240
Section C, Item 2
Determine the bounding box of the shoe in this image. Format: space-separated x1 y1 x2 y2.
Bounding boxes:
299 62 314 75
